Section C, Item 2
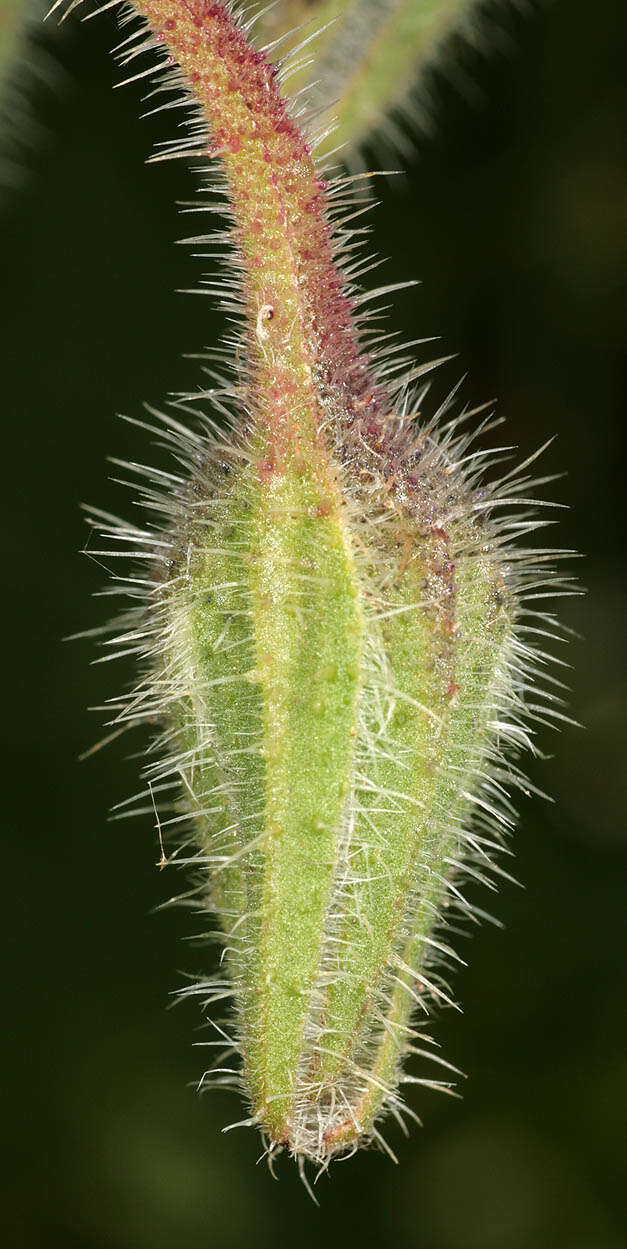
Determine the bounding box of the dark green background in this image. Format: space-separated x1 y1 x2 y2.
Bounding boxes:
2 1 625 1246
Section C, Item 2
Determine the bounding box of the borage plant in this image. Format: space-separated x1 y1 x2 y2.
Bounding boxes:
54 0 573 1178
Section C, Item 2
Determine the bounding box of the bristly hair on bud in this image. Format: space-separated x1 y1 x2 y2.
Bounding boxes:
56 0 576 1176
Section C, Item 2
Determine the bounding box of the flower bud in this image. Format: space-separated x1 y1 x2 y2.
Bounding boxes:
78 0 570 1167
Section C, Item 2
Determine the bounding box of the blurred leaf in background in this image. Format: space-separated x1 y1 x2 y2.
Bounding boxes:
1 1 625 1246
0 0 58 189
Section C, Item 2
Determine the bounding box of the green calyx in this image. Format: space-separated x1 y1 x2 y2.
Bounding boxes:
157 425 514 1160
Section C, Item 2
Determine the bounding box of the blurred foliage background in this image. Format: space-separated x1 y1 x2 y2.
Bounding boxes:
1 1 625 1246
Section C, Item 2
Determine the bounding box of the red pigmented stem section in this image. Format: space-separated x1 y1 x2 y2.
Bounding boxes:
133 0 383 475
